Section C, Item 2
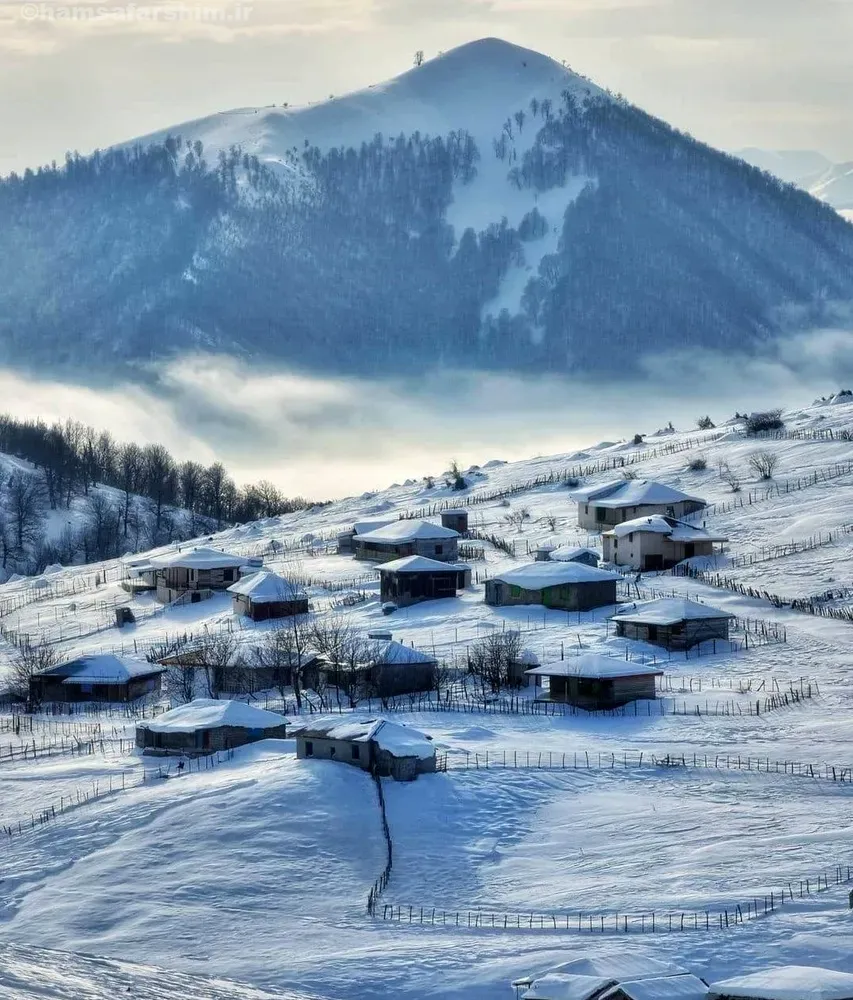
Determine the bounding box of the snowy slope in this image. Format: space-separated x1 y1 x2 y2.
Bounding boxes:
735 147 853 215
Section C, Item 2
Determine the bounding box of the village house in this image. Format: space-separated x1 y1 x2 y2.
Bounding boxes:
336 519 396 555
150 546 247 604
708 966 853 1000
612 598 735 650
320 638 437 698
295 717 436 780
227 569 309 621
569 480 707 530
352 519 460 563
440 508 469 534
135 699 289 755
550 545 602 566
485 562 620 611
378 555 471 607
30 654 164 704
600 976 710 1000
525 653 662 710
602 515 728 571
512 956 692 1000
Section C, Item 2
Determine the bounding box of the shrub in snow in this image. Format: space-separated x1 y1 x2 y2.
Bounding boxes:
563 476 580 488
697 415 715 429
632 433 645 445
745 409 784 435
748 449 779 480
718 460 741 492
687 455 707 471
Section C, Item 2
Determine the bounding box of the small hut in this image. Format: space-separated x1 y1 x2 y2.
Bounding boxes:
353 519 460 563
525 653 662 709
708 967 853 1000
337 519 396 554
136 699 289 755
295 717 436 780
227 570 309 621
378 555 470 607
534 542 557 562
150 547 246 604
601 976 709 1000
485 562 620 610
550 546 601 567
440 508 469 534
30 654 164 704
612 598 735 650
321 638 437 698
512 955 691 1000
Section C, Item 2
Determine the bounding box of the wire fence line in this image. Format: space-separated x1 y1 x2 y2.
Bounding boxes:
0 736 136 766
0 748 236 839
376 864 853 935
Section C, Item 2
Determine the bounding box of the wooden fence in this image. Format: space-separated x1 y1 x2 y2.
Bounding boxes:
0 736 136 765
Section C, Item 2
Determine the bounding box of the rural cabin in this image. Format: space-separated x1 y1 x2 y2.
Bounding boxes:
150 546 247 604
707 966 853 1000
219 649 322 695
602 515 728 570
612 598 735 650
525 653 662 710
569 480 707 530
378 555 471 607
336 518 396 555
136 699 289 755
320 638 437 698
550 545 601 566
352 519 460 563
440 508 469 534
600 975 710 1000
295 717 436 780
30 654 164 704
485 562 620 611
227 569 309 621
512 956 692 1000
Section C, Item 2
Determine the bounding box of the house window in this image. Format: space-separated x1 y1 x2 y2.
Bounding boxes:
666 506 675 516
223 569 234 582
435 545 443 555
628 533 634 542
329 746 336 758
351 745 360 760
584 505 589 514
305 741 314 756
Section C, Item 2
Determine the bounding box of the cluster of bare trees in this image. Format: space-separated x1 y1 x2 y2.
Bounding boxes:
718 450 780 492
0 413 314 574
467 631 522 693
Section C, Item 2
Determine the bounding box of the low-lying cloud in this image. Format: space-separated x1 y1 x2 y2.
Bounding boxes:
2 329 853 500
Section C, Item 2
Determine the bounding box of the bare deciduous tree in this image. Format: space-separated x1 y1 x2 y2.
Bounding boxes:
719 460 741 493
468 630 522 693
10 640 59 704
748 450 779 480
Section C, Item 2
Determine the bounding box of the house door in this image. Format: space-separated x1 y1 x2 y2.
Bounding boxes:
684 543 695 559
643 554 664 571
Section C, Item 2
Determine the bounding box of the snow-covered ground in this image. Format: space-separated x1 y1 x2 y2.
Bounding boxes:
2 395 853 998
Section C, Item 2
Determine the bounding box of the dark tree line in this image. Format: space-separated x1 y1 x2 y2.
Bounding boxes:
0 413 310 573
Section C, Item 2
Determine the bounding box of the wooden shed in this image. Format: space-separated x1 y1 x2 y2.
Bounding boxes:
569 480 707 530
707 966 853 1000
227 570 309 621
150 547 247 604
525 653 662 710
612 598 735 650
550 546 601 567
353 519 460 564
485 562 620 611
602 515 727 571
295 717 436 781
440 508 469 534
378 555 471 607
136 699 289 755
30 654 164 704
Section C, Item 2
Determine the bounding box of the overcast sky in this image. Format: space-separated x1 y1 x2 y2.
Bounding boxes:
1 0 851 176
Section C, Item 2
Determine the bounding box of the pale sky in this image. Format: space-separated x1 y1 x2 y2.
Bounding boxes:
1 0 852 177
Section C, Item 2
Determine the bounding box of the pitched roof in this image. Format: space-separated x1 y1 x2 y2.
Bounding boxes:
151 547 245 570
550 546 601 562
295 717 435 760
602 976 709 1000
525 653 663 680
369 639 436 665
355 519 459 543
227 570 307 603
569 480 705 509
38 654 163 684
352 519 396 536
612 597 735 626
377 555 470 574
708 966 853 1000
522 973 615 1000
491 562 621 590
141 699 288 733
603 515 727 542
532 957 689 984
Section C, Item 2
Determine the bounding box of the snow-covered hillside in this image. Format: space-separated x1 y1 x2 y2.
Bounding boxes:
736 147 853 218
3 394 853 999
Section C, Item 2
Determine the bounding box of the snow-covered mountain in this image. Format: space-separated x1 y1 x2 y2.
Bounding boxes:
735 147 853 220
3 39 853 378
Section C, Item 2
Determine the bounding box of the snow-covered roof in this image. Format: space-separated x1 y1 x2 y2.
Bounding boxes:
538 957 689 982
227 570 307 603
522 973 615 1000
377 555 470 574
296 717 434 760
352 519 396 536
355 519 459 543
551 546 601 562
141 699 288 733
491 562 621 590
151 547 245 570
441 508 468 516
612 598 736 626
39 654 163 684
569 479 705 509
525 653 662 680
368 639 436 665
708 966 853 1000
603 515 727 542
602 975 709 1000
